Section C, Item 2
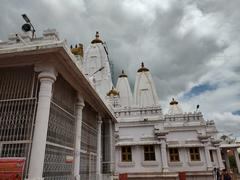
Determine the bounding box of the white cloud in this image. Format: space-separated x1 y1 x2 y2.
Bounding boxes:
211 112 240 137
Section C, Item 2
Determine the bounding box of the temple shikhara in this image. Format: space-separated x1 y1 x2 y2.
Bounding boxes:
0 29 239 180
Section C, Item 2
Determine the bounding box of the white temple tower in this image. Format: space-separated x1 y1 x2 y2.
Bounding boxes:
134 62 159 107
116 70 133 107
83 32 113 97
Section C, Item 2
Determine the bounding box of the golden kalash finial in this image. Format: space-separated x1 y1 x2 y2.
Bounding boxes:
70 43 84 57
107 87 119 97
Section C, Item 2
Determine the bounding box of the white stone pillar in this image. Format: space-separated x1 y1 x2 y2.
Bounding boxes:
223 149 230 170
109 119 114 172
28 69 57 180
74 95 85 180
233 148 240 174
97 116 103 180
160 140 169 172
204 145 213 170
216 148 224 170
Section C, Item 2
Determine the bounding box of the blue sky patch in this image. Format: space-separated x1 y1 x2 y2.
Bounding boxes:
182 83 217 100
232 110 240 116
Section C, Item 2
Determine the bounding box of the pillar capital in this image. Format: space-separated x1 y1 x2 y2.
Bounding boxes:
34 64 58 81
76 94 85 108
98 115 103 124
38 71 57 82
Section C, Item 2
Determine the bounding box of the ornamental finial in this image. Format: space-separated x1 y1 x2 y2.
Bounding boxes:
170 98 178 105
96 31 99 38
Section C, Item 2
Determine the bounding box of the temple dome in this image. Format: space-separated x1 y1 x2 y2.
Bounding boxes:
134 62 159 107
116 70 133 107
83 31 113 98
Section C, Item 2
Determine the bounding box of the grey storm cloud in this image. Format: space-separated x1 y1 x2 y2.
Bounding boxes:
0 0 239 137
0 0 235 92
0 0 237 96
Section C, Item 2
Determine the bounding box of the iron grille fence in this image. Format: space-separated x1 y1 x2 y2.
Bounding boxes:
80 152 97 180
43 144 74 180
43 75 76 180
102 121 111 174
80 103 98 180
47 102 75 147
102 161 114 174
0 66 38 178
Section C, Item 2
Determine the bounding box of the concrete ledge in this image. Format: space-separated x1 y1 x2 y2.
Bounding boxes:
188 161 204 166
141 160 159 166
168 161 183 166
118 161 135 167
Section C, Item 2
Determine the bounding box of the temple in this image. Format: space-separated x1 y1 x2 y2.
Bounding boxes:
0 30 239 180
0 30 115 180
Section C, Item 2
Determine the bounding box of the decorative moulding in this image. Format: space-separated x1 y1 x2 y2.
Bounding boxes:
118 161 135 167
168 161 183 166
188 161 204 166
141 161 159 166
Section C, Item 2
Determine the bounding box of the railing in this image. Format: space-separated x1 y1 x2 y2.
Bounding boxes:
165 112 203 122
102 161 114 174
0 66 38 178
114 106 163 118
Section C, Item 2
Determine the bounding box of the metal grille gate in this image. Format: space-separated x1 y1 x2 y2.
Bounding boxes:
102 121 111 174
80 103 98 180
0 67 100 179
43 75 76 180
0 66 38 178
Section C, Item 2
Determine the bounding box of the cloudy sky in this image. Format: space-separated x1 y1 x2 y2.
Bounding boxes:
1 0 239 138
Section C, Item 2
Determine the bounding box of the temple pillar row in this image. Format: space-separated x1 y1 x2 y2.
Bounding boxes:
233 148 240 174
28 67 57 180
216 148 224 170
204 143 213 170
97 115 103 180
73 95 85 180
160 139 169 172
